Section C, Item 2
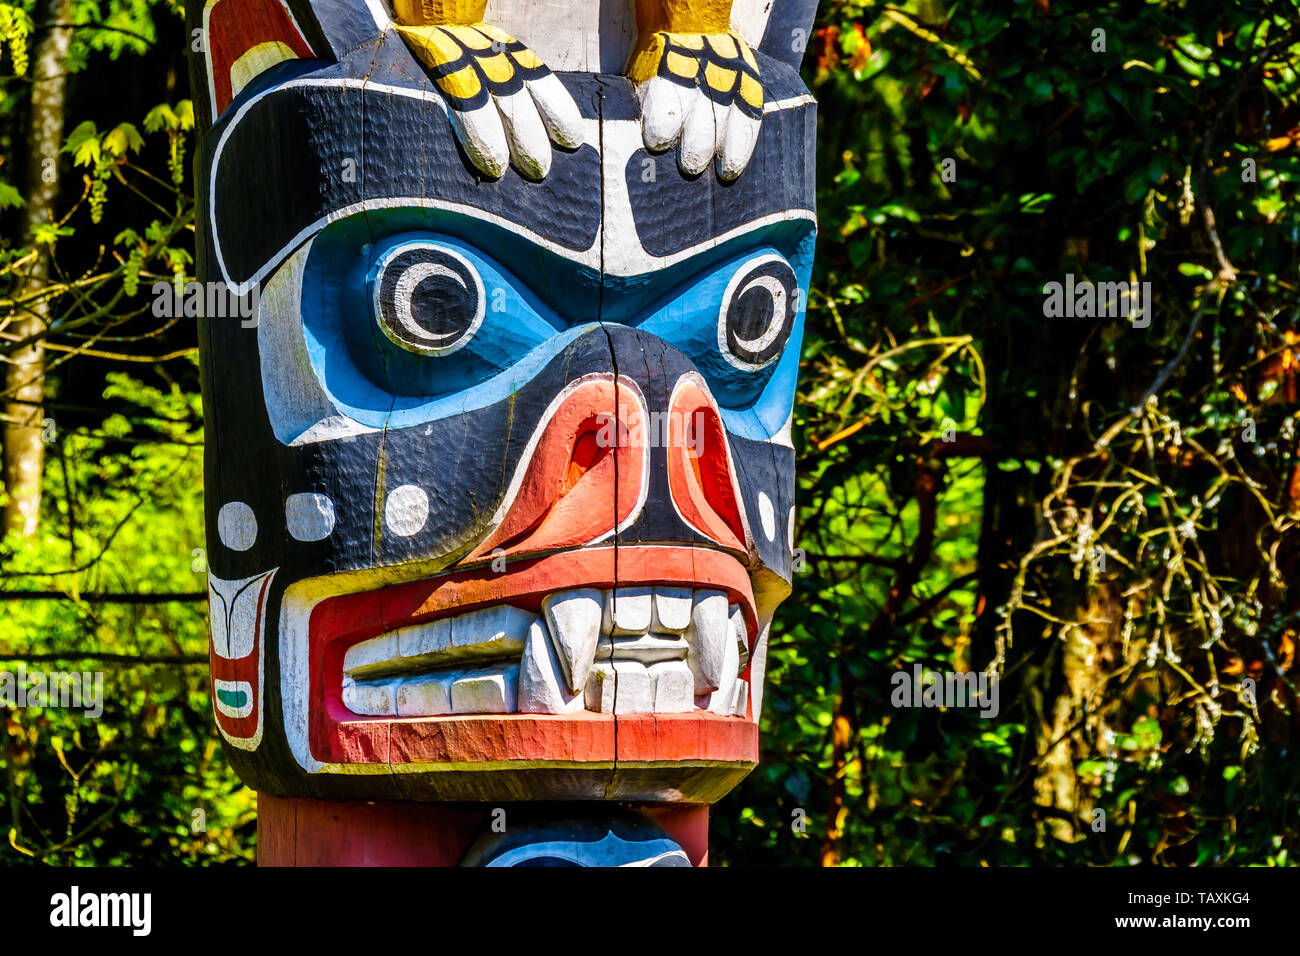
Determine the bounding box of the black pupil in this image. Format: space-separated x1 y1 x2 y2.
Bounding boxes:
726 261 796 365
731 286 776 342
377 247 479 349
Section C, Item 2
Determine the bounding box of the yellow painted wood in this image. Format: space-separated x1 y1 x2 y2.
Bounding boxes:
635 0 733 35
393 0 489 26
703 61 737 94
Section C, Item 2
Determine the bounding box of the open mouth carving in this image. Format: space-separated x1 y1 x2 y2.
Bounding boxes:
341 586 750 717
323 371 758 722
286 543 763 785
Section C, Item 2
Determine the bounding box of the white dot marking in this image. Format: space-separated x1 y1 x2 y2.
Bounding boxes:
385 484 429 537
217 501 257 552
286 493 336 542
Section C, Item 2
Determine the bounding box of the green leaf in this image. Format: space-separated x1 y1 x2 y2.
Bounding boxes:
0 179 24 209
102 122 144 156
63 120 101 166
31 222 73 245
143 104 177 133
1178 262 1213 279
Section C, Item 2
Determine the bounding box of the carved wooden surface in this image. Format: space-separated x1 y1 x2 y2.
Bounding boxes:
189 0 817 865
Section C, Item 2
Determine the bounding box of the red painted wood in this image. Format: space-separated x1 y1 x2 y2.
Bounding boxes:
319 710 757 766
206 0 314 115
257 794 711 866
668 381 748 553
466 377 647 560
644 805 710 867
257 793 482 866
310 545 757 650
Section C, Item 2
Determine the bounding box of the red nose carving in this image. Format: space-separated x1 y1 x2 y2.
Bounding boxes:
667 378 749 554
465 375 648 561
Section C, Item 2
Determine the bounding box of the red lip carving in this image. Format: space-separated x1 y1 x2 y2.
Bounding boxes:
307 545 760 768
465 375 647 562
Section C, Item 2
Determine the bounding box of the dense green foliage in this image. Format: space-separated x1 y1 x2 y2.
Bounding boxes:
0 1 250 864
715 0 1300 865
2 0 1298 866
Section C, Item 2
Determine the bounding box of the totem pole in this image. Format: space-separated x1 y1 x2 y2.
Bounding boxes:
188 0 817 866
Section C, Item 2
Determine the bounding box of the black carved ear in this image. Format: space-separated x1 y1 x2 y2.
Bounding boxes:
288 0 389 60
753 0 821 70
191 0 319 121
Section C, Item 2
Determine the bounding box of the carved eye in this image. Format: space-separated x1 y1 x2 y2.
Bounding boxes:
717 255 798 371
372 243 485 356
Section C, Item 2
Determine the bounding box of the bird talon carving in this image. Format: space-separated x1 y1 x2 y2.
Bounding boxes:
394 13 584 180
629 28 764 180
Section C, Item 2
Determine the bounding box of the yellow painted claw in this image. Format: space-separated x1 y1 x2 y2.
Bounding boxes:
394 17 584 180
628 29 764 180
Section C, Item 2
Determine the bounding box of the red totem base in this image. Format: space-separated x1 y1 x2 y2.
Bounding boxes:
256 794 710 867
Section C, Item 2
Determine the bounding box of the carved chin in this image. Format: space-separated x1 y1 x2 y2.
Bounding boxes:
341 585 750 719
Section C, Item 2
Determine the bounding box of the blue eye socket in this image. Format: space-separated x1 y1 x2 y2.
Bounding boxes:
718 255 798 371
625 244 807 412
294 221 598 432
372 243 485 356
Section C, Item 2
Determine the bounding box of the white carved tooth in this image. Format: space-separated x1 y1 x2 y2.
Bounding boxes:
611 587 653 636
730 604 750 674
687 590 730 694
599 634 689 665
649 661 694 713
341 676 398 716
600 588 614 636
396 673 454 716
450 665 519 714
749 617 773 722
520 617 587 714
612 661 653 714
652 587 693 634
584 660 616 713
542 589 604 693
733 678 749 719
704 633 740 716
450 605 533 657
398 617 451 660
343 634 398 679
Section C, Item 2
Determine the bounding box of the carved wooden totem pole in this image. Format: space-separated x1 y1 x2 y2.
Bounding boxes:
187 0 817 866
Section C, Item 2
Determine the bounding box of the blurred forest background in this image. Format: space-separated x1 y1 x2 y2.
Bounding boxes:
0 0 1297 865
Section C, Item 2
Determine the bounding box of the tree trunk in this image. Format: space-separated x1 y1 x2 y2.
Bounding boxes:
2 0 72 538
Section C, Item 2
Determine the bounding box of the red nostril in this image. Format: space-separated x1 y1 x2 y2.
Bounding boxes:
463 377 647 563
668 380 749 554
562 420 612 497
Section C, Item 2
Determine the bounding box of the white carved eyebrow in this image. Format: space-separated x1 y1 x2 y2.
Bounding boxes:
208 78 604 296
